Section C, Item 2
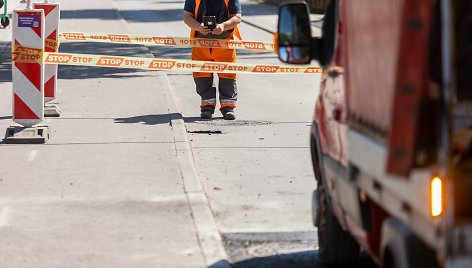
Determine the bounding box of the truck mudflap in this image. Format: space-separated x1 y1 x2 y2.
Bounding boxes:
447 225 472 266
381 218 439 268
447 257 472 268
312 189 321 227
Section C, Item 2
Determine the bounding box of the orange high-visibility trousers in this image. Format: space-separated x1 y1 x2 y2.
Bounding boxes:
192 46 237 80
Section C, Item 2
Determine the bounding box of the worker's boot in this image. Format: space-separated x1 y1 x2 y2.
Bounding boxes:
221 106 235 120
200 105 215 119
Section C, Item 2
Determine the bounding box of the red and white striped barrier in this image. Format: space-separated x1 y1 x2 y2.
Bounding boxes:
12 4 45 127
34 1 59 106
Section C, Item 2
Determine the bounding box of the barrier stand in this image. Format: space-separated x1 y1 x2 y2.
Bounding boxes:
5 0 49 144
34 0 60 117
1 0 9 28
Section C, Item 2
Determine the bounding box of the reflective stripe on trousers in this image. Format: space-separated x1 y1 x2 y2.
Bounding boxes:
194 76 237 109
200 98 216 108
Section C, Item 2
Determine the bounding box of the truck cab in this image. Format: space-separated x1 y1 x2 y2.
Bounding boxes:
277 0 472 267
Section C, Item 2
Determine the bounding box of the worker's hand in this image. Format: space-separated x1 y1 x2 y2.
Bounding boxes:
212 24 225 35
198 23 211 35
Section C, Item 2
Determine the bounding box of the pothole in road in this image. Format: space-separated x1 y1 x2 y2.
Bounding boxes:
187 130 223 134
196 119 273 126
222 231 379 267
186 120 272 134
222 231 318 264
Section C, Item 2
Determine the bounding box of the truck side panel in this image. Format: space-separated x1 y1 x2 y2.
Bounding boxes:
343 0 403 137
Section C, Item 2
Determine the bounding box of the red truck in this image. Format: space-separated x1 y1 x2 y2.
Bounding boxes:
277 0 472 267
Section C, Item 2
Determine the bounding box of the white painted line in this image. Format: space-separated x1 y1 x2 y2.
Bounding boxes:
0 207 11 227
27 150 38 162
150 194 188 203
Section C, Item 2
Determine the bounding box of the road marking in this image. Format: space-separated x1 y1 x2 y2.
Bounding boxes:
27 150 38 162
150 194 187 203
0 207 11 227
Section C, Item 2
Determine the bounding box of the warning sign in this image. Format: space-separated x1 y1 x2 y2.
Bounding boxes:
18 15 40 28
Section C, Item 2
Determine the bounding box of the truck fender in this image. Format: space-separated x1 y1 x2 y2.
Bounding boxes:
311 122 329 228
310 121 326 185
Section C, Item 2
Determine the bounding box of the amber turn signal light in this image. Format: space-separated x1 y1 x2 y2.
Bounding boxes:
431 177 443 217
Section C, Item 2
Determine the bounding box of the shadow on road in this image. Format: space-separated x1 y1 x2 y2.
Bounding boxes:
0 41 12 83
61 9 182 23
60 2 279 24
230 250 316 268
114 114 231 125
208 251 378 268
241 3 276 16
57 42 152 80
0 41 154 82
231 251 378 268
114 113 176 125
147 46 192 60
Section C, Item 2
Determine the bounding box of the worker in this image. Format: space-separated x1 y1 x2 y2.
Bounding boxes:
183 0 242 120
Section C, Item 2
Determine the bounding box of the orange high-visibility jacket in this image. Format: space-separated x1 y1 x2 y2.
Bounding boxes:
190 0 242 40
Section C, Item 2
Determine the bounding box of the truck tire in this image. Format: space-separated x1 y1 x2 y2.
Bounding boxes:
318 188 360 266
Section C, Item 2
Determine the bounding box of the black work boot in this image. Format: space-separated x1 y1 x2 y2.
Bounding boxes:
221 106 235 120
200 105 215 119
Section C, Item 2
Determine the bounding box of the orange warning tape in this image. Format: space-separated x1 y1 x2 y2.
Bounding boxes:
12 45 43 63
45 38 60 51
58 32 275 52
43 52 322 74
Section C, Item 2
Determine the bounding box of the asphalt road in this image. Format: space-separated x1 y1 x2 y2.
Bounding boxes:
0 0 378 267
111 0 328 265
115 0 320 232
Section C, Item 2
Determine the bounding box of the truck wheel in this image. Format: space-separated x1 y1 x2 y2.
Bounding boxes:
318 188 360 266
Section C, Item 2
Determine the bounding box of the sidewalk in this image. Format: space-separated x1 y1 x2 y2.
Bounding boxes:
0 0 224 267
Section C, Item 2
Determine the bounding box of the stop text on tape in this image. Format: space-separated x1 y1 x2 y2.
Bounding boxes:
58 32 276 52
45 38 60 52
12 45 43 63
43 52 322 74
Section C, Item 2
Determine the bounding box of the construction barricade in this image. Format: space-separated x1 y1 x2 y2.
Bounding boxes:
34 0 60 117
5 0 322 144
6 0 49 143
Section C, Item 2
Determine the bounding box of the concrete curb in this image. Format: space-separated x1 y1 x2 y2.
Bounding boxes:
112 1 230 264
160 73 231 268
